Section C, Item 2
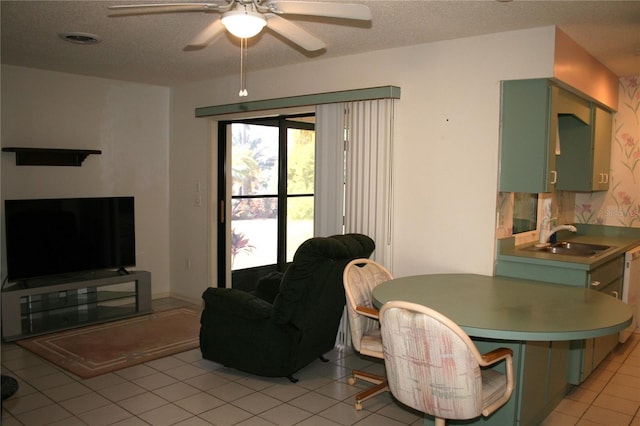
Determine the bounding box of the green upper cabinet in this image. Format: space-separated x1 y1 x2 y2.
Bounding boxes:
556 102 613 192
500 78 614 193
555 91 592 191
592 105 613 191
499 79 558 193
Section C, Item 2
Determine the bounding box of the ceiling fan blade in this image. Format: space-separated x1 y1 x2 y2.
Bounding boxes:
108 3 222 15
265 14 326 51
268 1 371 20
186 19 226 49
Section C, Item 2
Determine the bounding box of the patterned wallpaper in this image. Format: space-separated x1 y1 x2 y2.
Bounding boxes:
574 76 640 228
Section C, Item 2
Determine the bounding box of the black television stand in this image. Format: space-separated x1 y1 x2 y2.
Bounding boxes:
1 270 152 341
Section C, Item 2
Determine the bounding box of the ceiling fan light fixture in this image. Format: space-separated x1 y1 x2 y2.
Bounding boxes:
221 10 267 39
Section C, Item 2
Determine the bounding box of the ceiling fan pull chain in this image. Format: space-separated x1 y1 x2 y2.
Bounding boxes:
239 37 248 97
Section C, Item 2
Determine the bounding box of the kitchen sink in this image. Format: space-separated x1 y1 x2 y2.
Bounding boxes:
523 241 614 257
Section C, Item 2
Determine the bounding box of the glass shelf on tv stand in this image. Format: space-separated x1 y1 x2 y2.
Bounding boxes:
1 270 152 341
20 284 137 333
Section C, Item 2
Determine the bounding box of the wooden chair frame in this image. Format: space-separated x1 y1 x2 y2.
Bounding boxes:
343 258 393 410
379 301 515 425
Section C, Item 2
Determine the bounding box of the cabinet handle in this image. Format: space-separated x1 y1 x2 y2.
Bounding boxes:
549 170 557 185
598 173 609 184
591 280 601 287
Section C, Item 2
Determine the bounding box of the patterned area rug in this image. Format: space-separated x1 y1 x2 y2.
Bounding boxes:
16 307 201 378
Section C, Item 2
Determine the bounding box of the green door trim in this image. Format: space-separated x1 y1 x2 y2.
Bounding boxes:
195 86 401 117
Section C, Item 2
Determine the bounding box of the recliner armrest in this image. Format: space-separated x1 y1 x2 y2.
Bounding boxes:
202 288 272 320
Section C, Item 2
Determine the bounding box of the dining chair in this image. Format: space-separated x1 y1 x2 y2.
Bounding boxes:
379 301 514 426
342 258 393 410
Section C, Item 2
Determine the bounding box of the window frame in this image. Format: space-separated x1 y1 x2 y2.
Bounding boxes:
217 113 315 290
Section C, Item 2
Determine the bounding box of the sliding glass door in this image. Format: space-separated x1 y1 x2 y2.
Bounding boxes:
218 114 315 290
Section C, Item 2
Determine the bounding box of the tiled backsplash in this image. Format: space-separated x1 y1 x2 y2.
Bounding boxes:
496 191 574 244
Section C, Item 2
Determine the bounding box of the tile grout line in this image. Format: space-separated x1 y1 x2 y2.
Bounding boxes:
575 336 640 424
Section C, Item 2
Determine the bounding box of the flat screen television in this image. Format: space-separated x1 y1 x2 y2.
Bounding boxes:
4 196 136 283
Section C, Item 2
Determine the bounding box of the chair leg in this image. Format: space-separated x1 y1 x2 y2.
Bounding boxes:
435 417 446 426
348 369 388 411
348 369 385 386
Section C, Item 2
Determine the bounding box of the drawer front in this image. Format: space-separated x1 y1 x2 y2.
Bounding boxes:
597 277 623 299
589 256 624 289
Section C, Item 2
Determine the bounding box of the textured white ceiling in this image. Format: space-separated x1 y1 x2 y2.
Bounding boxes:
2 0 639 87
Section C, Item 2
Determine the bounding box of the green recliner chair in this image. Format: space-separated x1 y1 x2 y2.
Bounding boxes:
199 233 375 381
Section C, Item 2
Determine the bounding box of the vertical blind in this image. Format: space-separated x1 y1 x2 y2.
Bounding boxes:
315 99 395 350
314 103 346 238
315 99 395 268
343 99 395 268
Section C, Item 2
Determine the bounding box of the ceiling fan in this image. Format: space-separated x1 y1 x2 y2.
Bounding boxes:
108 0 372 52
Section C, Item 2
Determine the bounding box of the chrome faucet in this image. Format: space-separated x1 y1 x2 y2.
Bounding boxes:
537 217 577 246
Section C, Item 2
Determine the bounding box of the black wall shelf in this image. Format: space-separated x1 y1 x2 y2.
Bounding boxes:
2 147 102 166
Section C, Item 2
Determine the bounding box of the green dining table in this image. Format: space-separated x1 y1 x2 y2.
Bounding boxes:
372 273 632 340
371 273 633 426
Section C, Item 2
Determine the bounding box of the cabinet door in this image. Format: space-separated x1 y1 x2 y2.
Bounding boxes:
583 338 595 380
589 256 624 291
500 79 557 193
519 341 551 426
555 102 613 192
519 341 571 426
548 340 570 405
555 88 593 191
568 339 592 384
593 333 619 368
592 105 613 191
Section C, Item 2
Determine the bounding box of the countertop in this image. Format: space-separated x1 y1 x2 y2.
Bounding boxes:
373 273 633 341
497 224 640 270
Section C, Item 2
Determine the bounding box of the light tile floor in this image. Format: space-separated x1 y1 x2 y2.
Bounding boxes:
1 298 639 426
541 330 640 426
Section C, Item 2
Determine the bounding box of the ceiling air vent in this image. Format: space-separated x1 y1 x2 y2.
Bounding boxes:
59 32 101 45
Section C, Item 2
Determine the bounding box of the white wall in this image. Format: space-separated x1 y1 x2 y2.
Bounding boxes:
1 66 171 295
0 26 558 302
169 26 556 300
